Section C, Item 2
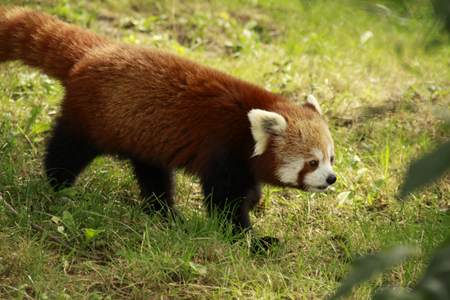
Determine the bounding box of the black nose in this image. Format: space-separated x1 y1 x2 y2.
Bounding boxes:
326 174 337 185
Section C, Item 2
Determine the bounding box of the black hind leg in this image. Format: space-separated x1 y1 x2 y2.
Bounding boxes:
130 159 178 218
45 120 100 190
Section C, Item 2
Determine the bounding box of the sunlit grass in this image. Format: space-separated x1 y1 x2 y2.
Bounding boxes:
1 0 450 299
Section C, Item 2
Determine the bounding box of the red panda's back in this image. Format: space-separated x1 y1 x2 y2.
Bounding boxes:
62 44 277 174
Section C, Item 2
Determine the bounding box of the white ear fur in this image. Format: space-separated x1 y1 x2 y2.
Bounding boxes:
248 109 287 157
307 94 322 115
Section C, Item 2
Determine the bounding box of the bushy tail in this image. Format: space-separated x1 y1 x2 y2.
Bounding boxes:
0 7 112 81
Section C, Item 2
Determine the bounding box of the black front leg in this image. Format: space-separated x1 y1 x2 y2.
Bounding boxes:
201 151 281 252
201 152 259 233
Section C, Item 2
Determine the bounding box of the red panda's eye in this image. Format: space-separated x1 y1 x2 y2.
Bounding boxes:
309 160 318 168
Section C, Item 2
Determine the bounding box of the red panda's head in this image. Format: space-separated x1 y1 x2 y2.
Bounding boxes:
248 95 336 192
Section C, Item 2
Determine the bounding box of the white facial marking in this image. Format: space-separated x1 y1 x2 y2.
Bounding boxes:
248 109 287 157
328 143 333 160
311 148 323 161
277 157 305 186
304 144 335 192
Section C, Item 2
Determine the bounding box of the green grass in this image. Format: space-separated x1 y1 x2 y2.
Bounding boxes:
1 0 450 299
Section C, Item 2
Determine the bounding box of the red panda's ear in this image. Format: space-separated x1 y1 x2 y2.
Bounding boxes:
248 109 287 157
303 94 322 115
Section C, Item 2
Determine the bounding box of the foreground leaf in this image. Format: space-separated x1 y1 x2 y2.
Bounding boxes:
85 228 105 245
400 140 450 197
330 247 415 300
374 241 450 300
409 242 450 300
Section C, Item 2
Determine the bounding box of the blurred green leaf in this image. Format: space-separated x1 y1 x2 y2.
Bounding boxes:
189 261 207 275
62 211 75 228
330 247 415 300
373 241 450 300
410 241 450 300
85 228 105 245
337 190 354 206
219 11 230 21
30 122 51 135
24 105 42 133
400 140 450 197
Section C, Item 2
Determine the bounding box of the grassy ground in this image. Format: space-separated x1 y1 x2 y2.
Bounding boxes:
1 0 450 299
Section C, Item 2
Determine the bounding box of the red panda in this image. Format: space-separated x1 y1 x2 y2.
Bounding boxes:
0 7 336 248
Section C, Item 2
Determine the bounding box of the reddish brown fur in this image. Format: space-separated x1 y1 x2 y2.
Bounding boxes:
274 101 332 167
0 7 320 183
64 44 292 179
0 7 111 81
0 7 335 244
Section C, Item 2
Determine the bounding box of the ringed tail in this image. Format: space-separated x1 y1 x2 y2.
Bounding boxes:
0 7 111 81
